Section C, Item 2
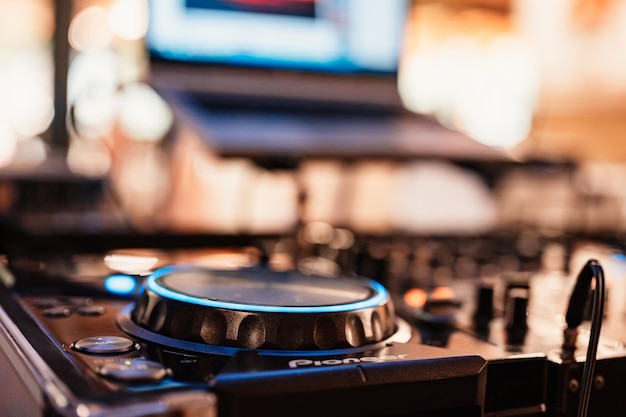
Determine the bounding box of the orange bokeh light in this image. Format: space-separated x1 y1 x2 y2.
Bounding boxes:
403 288 428 308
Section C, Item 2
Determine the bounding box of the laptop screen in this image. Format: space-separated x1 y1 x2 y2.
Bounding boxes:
147 0 408 75
146 0 409 110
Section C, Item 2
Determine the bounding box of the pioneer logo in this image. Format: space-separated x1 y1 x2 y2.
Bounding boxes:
288 354 408 368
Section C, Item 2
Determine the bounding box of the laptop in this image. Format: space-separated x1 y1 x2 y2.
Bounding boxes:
146 0 504 162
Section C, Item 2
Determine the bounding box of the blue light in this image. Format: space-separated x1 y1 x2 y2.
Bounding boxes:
104 274 137 295
145 266 389 314
612 253 626 262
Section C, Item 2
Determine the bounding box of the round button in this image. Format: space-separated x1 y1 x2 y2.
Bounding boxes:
72 336 136 355
97 358 169 383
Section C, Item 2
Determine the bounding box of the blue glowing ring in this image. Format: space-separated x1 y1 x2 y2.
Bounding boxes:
144 265 389 314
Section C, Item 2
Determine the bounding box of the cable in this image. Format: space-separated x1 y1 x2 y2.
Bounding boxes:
577 260 605 417
561 259 606 417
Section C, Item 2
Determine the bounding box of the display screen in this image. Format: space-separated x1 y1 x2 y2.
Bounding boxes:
147 0 408 75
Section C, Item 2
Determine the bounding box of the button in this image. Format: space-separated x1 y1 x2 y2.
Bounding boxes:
76 305 106 316
43 307 71 318
505 287 529 351
34 298 61 309
473 283 494 336
72 336 137 354
97 358 169 383
66 297 94 307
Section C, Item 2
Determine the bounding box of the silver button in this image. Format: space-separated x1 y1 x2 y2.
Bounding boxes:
72 336 136 354
98 358 169 383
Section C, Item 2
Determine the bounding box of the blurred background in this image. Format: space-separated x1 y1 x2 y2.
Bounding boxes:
1 0 626 290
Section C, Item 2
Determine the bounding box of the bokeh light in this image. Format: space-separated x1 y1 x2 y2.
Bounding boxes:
398 3 540 150
0 119 18 167
0 49 54 138
66 136 111 177
69 6 114 52
67 50 120 144
5 79 55 139
117 82 173 143
108 0 150 41
0 0 53 47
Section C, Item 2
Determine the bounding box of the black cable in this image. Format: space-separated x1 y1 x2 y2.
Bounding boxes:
577 260 605 417
562 259 606 417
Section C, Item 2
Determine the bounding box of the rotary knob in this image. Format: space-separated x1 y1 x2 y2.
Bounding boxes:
129 265 396 350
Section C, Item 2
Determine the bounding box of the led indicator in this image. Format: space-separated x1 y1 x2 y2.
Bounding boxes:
104 274 137 295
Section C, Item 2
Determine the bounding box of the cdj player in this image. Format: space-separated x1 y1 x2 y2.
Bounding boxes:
0 245 626 417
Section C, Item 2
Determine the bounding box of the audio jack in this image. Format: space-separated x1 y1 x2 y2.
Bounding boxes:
561 259 606 417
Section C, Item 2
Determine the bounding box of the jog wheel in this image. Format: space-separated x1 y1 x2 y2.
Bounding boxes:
124 265 398 351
